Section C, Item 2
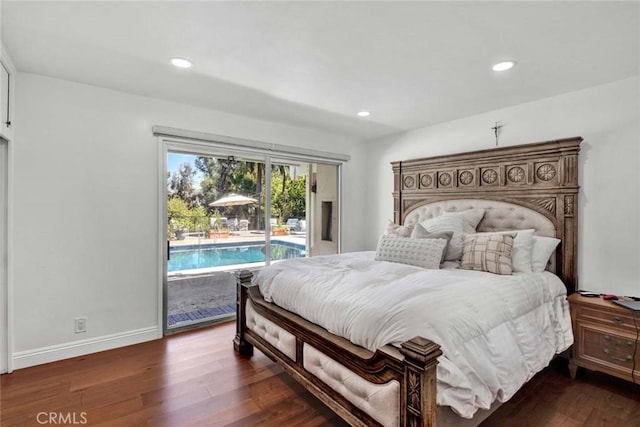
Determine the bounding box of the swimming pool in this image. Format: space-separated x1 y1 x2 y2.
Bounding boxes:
168 241 306 272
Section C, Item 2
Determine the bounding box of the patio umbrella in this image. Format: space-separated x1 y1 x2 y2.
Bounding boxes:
208 193 257 207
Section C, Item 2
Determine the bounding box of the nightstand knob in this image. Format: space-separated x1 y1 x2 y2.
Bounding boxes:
612 316 623 324
604 335 611 341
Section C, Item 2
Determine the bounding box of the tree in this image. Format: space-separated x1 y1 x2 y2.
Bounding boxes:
228 162 257 196
194 157 220 207
216 157 239 193
167 196 209 237
195 156 254 210
244 161 264 230
167 163 198 207
276 165 289 221
195 156 240 197
190 205 209 232
283 175 306 219
167 196 191 234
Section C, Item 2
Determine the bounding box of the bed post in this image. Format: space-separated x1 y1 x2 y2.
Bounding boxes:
400 337 442 426
233 269 254 356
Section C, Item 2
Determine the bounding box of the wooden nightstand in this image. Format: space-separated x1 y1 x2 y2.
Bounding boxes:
567 293 639 383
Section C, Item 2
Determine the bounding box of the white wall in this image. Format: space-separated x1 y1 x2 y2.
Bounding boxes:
0 140 8 374
11 72 367 368
365 77 640 296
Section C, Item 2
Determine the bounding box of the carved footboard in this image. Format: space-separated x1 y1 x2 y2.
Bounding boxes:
233 270 442 427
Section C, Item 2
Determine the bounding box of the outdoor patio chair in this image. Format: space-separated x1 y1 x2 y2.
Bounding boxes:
239 219 249 231
286 218 300 231
212 217 228 229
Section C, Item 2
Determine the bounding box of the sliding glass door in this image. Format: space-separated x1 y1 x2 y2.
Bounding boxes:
165 151 266 331
162 139 341 333
164 147 339 332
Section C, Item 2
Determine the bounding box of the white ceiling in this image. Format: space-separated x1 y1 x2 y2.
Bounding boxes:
2 1 639 140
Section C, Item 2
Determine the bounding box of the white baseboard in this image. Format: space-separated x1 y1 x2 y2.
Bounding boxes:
11 326 160 370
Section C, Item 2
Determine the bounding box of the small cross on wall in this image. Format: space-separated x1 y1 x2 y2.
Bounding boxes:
491 122 503 146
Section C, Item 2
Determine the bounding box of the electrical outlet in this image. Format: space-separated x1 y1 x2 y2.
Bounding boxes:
75 317 87 333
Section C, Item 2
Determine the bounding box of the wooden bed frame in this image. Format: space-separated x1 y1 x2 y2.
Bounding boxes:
234 137 582 426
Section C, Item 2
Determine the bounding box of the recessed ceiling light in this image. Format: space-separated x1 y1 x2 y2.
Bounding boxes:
170 57 193 69
492 61 516 72
357 111 371 117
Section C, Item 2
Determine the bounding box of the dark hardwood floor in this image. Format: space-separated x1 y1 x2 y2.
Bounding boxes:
2 321 638 426
479 357 640 426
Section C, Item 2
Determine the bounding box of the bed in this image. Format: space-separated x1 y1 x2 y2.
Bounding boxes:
233 137 582 426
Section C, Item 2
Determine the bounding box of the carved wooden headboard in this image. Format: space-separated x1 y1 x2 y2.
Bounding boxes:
391 137 582 293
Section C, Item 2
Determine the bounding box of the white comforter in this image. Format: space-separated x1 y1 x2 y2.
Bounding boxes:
255 251 573 418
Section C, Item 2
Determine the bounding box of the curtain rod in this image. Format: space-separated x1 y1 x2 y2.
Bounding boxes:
153 125 351 162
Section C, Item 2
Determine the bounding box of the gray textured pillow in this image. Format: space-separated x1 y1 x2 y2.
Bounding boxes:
418 214 466 261
375 235 447 269
410 225 453 262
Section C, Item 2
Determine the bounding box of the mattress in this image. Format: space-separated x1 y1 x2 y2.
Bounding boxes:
254 251 573 418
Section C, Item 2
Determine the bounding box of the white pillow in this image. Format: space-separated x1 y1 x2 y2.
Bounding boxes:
531 235 561 272
418 214 466 261
469 229 535 272
442 209 485 234
375 235 447 269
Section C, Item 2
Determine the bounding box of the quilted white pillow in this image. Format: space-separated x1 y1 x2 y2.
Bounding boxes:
469 229 535 272
375 235 447 269
418 214 466 261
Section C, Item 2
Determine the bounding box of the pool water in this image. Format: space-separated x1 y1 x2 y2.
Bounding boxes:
168 243 305 272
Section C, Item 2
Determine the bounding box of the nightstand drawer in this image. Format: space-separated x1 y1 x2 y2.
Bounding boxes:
581 327 637 369
576 306 636 334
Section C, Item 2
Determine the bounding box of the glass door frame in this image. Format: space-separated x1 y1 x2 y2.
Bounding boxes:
158 135 343 334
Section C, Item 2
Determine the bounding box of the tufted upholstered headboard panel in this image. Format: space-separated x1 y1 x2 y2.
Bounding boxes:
404 199 558 272
392 137 582 293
